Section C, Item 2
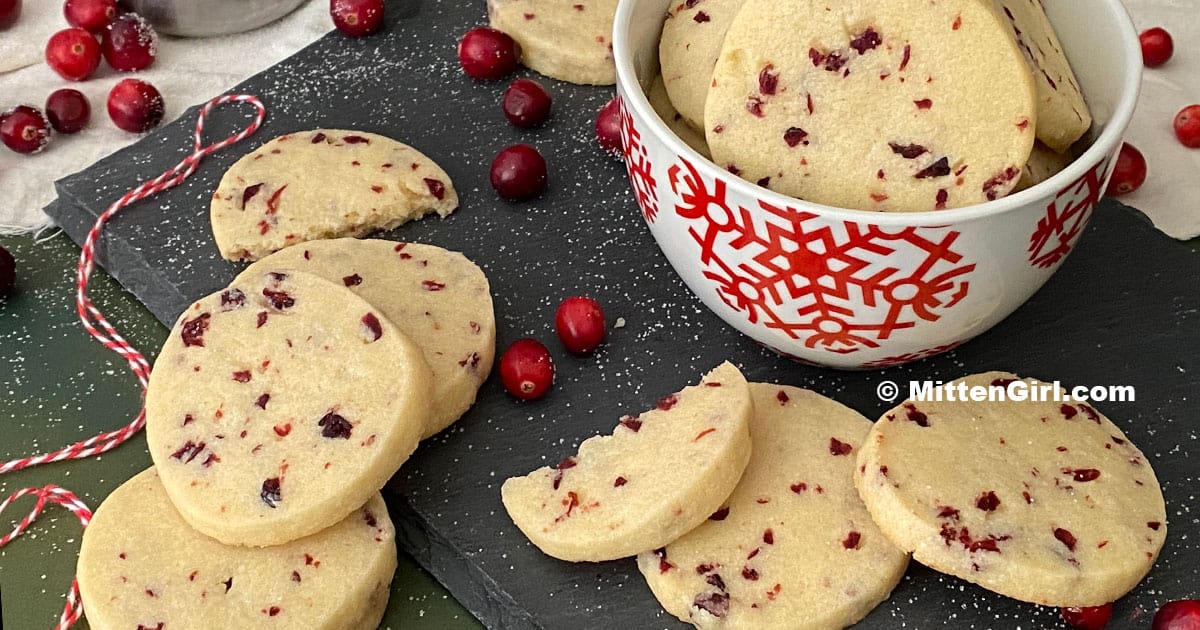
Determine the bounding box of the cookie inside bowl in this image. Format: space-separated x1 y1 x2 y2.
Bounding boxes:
617 0 1137 216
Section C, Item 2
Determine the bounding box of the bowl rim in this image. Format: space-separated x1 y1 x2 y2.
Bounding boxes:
612 0 1142 226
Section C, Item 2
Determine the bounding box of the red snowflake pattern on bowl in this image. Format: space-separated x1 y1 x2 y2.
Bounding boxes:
859 340 968 369
668 157 976 355
618 97 659 223
1028 156 1112 268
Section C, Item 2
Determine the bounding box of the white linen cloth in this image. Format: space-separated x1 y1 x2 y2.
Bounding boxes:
0 0 330 234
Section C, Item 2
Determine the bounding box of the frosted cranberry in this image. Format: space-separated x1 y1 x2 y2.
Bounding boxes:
64 0 117 33
0 105 51 154
595 97 622 155
1106 143 1146 197
0 0 19 29
102 13 157 72
0 245 15 296
499 338 554 400
1061 604 1113 630
330 0 384 37
458 27 519 80
502 78 552 128
1153 599 1200 630
361 312 382 341
1173 105 1200 148
1140 27 1173 67
108 78 164 133
45 89 91 134
46 28 101 81
490 144 546 200
555 296 605 354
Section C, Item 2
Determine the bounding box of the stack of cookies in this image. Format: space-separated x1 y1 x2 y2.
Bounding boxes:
76 238 496 629
502 366 1167 628
654 0 1093 210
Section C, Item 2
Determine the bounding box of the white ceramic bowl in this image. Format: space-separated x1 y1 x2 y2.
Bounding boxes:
613 0 1141 369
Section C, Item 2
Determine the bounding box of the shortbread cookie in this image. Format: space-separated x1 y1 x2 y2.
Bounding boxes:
1015 140 1073 192
145 270 432 546
658 0 746 129
78 468 396 630
488 0 617 85
855 372 1166 607
210 130 458 261
639 384 908 629
706 0 1037 211
501 362 752 562
992 0 1092 152
235 239 495 439
649 75 711 159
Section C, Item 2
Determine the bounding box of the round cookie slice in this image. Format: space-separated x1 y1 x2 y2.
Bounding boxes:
145 269 433 546
854 372 1167 607
488 0 617 85
78 468 396 630
235 239 496 439
658 0 746 129
706 0 1037 211
501 362 752 562
649 74 712 159
638 384 908 629
210 129 458 261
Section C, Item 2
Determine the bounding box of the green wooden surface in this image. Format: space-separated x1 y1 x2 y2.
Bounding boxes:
0 233 480 630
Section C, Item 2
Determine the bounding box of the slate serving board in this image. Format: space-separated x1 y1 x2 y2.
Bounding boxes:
47 0 1198 628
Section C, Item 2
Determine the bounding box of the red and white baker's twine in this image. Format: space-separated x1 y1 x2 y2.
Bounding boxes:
0 94 266 629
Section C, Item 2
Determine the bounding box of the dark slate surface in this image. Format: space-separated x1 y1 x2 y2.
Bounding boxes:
46 1 1199 628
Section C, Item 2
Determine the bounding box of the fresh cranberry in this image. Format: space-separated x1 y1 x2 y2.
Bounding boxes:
595 96 622 156
0 0 19 29
107 78 164 133
102 13 157 72
45 89 91 134
330 0 384 37
0 105 51 154
1174 105 1200 148
1061 604 1113 630
0 245 15 296
458 27 519 80
499 338 554 400
1153 599 1200 630
64 0 117 33
555 296 605 354
490 144 547 200
1106 143 1146 197
502 78 552 128
46 28 101 81
1139 27 1174 67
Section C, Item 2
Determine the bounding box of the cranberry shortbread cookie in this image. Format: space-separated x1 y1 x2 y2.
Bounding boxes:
501 362 752 562
855 372 1167 607
991 0 1092 152
658 0 746 129
78 468 396 630
649 75 711 159
1015 140 1073 192
145 270 432 546
706 0 1036 211
488 0 618 85
235 239 495 439
210 130 457 261
639 384 908 629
